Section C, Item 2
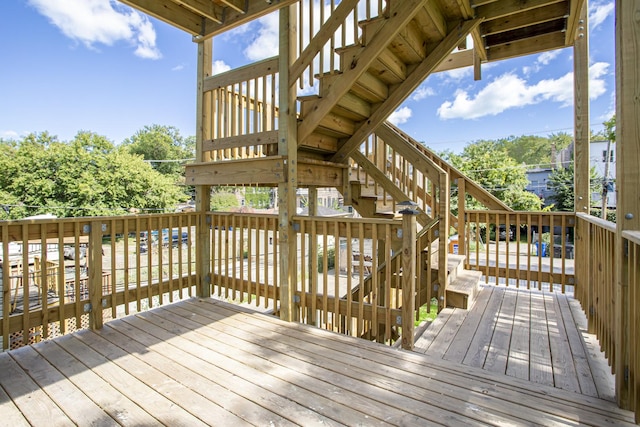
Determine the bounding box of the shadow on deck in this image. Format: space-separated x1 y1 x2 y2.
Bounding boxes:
0 297 634 426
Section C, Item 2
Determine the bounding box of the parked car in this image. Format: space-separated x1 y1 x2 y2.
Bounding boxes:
63 245 87 260
498 225 515 241
162 231 189 248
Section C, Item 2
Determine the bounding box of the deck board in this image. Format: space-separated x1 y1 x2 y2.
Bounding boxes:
0 297 634 426
415 284 618 402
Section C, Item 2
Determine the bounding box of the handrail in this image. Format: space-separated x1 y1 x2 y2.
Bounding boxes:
464 210 576 293
291 0 387 90
289 0 360 87
382 121 512 212
622 229 640 246
576 211 617 232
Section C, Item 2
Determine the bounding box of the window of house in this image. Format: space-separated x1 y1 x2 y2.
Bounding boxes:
602 150 614 162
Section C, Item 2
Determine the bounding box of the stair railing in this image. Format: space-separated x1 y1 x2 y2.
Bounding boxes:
201 57 280 162
290 0 387 90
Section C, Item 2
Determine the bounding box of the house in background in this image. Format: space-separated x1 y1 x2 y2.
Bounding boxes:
525 167 555 206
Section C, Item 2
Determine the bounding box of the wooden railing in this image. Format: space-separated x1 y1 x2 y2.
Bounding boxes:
464 210 575 293
207 212 280 310
0 213 198 350
350 125 451 311
293 216 409 344
575 213 640 422
291 0 387 89
621 229 640 422
202 57 279 161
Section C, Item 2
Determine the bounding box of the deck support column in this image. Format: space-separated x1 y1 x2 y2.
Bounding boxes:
400 202 418 350
573 1 592 332
196 38 213 298
88 220 104 330
278 4 298 322
615 0 640 414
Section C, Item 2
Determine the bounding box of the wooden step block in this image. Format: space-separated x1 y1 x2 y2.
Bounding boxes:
446 270 482 309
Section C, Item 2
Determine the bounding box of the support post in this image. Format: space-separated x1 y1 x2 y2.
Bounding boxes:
196 38 213 298
399 202 418 350
88 220 103 330
278 4 298 321
437 171 450 312
573 1 590 214
457 178 466 257
615 0 640 413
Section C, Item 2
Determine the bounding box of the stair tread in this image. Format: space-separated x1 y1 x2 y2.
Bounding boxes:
447 270 483 294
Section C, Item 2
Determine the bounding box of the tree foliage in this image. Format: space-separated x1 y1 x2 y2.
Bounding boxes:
210 191 240 211
496 132 572 167
122 124 194 178
547 162 600 212
0 132 187 218
445 140 542 211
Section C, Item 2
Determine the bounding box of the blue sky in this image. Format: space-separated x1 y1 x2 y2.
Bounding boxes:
0 0 616 153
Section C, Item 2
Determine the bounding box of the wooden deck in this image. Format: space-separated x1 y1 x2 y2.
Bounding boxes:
415 284 616 401
1 298 634 426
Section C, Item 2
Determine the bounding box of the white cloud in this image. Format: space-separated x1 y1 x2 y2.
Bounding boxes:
388 107 412 125
172 64 185 72
212 60 231 75
438 66 473 82
28 0 161 59
412 85 435 101
537 50 561 65
590 1 614 29
437 62 610 119
243 13 279 61
1 130 21 139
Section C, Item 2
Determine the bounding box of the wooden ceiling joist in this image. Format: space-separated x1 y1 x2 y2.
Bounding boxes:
119 0 204 34
173 0 224 24
475 0 567 22
484 18 566 48
481 2 570 37
486 31 566 61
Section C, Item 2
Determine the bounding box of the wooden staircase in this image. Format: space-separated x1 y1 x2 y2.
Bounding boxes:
296 1 481 163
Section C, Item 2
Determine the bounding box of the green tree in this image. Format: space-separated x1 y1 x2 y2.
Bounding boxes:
122 124 194 177
497 132 572 167
0 132 186 218
446 140 542 211
547 162 600 212
210 191 240 211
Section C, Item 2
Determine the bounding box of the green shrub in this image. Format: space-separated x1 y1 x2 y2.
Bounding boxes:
317 247 335 272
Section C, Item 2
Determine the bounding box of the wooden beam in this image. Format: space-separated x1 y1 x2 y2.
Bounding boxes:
573 2 590 215
119 0 203 34
486 31 567 62
615 0 640 414
565 0 586 45
481 2 570 37
201 0 300 39
174 0 223 23
433 49 474 72
203 56 279 92
186 157 286 186
217 0 245 14
195 38 212 298
297 0 428 144
278 4 298 322
475 0 567 21
331 19 482 163
202 130 278 152
297 159 347 188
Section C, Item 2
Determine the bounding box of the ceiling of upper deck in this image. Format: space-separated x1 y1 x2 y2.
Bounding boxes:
119 0 585 62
